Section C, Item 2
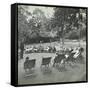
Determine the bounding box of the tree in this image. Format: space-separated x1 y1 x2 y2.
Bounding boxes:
18 6 30 59
18 6 30 43
28 8 48 39
51 7 80 45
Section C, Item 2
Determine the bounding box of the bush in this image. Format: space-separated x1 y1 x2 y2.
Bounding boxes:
66 31 79 40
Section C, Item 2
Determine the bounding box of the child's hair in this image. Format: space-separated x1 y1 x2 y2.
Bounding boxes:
80 47 84 52
26 57 29 60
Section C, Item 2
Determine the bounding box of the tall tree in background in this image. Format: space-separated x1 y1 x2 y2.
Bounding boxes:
18 6 31 43
51 7 80 45
28 8 48 38
18 6 30 59
76 9 86 46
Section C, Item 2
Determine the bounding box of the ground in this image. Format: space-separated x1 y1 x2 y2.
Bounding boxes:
18 41 87 85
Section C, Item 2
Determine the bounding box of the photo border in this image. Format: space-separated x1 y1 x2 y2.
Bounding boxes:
13 3 88 87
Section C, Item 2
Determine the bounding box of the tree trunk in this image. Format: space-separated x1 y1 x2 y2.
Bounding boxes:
20 42 24 59
61 26 64 47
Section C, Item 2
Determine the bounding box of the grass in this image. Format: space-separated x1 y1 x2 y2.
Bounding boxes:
18 41 87 85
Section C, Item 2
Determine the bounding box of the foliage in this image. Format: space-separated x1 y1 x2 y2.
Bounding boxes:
18 6 87 45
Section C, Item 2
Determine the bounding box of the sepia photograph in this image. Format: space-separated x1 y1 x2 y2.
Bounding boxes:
17 4 87 85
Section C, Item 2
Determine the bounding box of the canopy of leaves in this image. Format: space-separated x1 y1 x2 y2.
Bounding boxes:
18 5 87 45
18 6 30 42
50 7 86 39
